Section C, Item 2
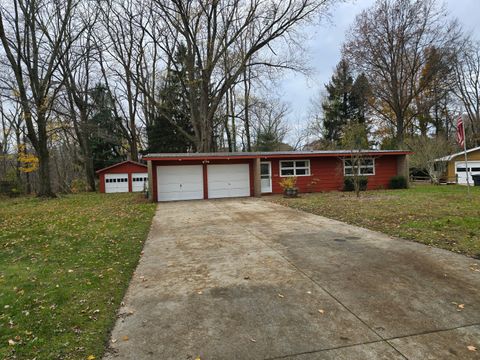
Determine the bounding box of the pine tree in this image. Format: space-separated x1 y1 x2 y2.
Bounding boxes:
88 84 124 170
322 59 354 144
146 45 195 153
322 60 371 147
350 73 371 124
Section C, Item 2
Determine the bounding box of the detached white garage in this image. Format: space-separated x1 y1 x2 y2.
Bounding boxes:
97 160 148 194
105 174 129 193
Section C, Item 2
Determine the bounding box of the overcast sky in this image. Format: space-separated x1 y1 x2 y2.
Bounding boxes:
279 0 480 133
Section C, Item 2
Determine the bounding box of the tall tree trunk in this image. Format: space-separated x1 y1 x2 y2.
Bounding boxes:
37 144 54 197
229 87 236 152
395 112 405 147
130 119 139 161
243 67 252 152
36 113 55 197
224 90 233 152
84 150 96 192
79 115 96 192
22 129 31 194
15 128 21 181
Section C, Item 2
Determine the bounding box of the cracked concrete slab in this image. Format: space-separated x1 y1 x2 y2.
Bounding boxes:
104 198 480 360
388 325 480 359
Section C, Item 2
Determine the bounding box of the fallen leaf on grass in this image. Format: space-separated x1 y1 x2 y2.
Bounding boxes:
467 345 477 351
8 339 15 346
111 339 117 343
197 291 203 295
87 355 96 360
318 309 325 314
122 335 129 341
457 304 465 311
278 294 284 298
250 338 256 343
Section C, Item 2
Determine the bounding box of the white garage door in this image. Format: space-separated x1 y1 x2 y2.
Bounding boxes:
207 164 250 199
157 165 203 201
132 172 148 192
105 173 129 193
456 161 480 184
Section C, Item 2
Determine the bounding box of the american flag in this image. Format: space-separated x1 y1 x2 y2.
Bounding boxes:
456 115 465 148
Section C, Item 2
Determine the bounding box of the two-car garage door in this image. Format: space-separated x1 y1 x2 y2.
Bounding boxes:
157 164 250 202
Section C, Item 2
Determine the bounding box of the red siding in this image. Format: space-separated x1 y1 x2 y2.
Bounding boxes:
97 162 147 193
99 173 105 193
152 159 254 202
150 155 404 200
366 156 398 190
269 155 401 194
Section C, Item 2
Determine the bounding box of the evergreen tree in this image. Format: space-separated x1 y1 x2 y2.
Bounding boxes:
255 130 281 151
350 73 371 124
146 45 195 153
321 60 371 147
322 59 354 143
88 84 124 170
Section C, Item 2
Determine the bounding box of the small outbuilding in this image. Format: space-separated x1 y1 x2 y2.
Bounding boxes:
96 160 148 193
435 146 480 184
144 150 410 202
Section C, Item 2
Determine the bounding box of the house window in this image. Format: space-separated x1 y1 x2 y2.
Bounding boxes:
344 158 375 176
280 160 310 177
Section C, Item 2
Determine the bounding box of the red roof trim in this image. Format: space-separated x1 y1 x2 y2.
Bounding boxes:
95 160 147 174
146 152 411 162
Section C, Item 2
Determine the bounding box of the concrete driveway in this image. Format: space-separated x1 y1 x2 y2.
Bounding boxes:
105 199 480 360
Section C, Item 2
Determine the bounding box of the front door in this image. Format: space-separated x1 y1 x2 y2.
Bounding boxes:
261 162 272 193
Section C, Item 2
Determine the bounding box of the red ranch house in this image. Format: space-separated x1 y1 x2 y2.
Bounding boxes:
144 150 410 202
96 160 148 193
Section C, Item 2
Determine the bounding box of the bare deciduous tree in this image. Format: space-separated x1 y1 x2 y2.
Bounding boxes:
454 39 480 146
149 0 332 152
0 0 83 196
406 136 454 183
59 5 100 191
343 0 462 146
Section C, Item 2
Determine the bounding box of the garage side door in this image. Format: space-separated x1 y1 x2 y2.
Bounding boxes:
105 173 129 193
456 161 480 184
132 172 148 192
157 165 204 201
207 164 250 199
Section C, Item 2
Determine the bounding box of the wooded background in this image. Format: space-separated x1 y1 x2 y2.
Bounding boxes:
1 0 479 196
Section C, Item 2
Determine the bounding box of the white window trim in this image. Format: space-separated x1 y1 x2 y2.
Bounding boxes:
279 160 311 177
343 158 376 176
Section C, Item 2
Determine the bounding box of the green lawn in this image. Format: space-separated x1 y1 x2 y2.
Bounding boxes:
269 184 480 258
0 193 156 359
